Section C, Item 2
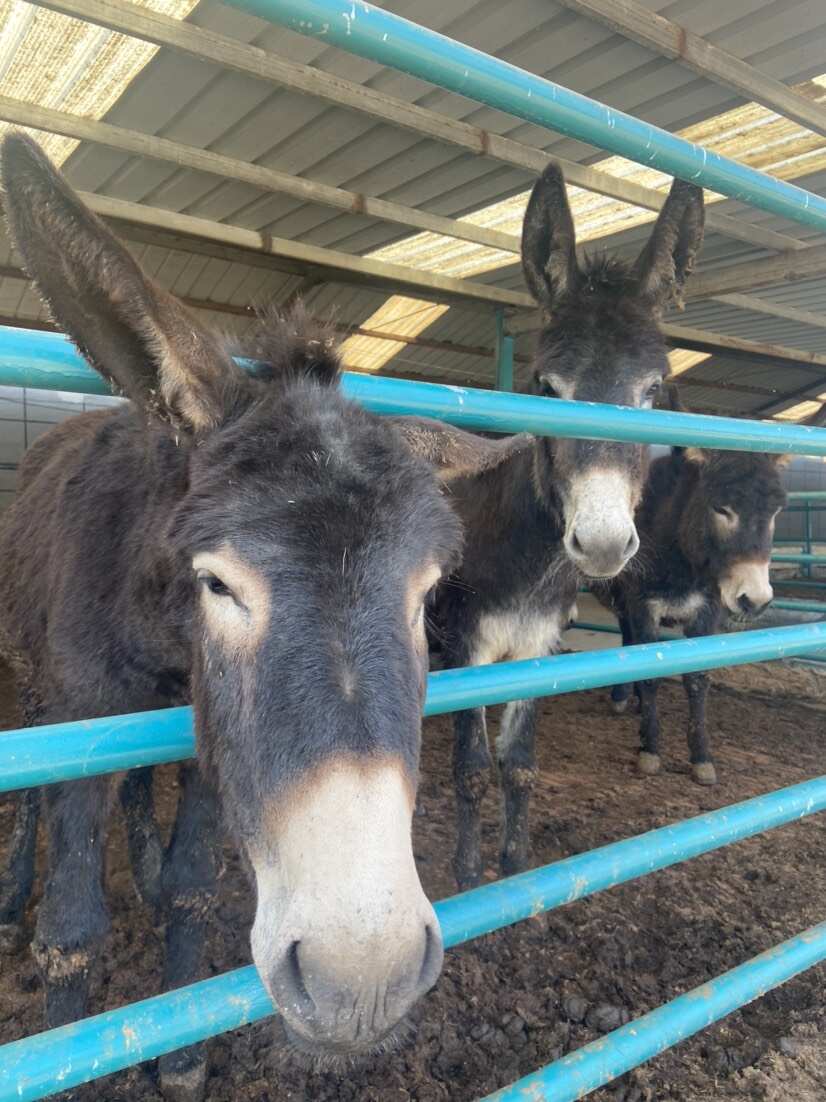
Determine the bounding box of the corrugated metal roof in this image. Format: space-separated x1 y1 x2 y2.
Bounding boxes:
0 0 824 413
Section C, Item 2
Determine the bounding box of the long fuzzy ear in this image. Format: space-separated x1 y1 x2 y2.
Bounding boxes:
632 178 705 312
521 162 579 310
1 133 245 432
392 416 533 481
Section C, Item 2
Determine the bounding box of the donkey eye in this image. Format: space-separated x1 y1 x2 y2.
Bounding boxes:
646 381 662 400
197 571 233 598
714 506 735 521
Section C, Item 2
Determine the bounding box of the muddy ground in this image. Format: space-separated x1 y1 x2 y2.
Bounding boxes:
2 664 826 1101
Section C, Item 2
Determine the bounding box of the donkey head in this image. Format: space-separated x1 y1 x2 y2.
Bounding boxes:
1 134 473 1059
679 447 787 618
522 163 705 579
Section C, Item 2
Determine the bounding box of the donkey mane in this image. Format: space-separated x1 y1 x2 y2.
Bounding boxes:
229 303 342 389
577 252 636 293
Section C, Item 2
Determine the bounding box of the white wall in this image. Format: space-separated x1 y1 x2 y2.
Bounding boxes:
0 386 124 509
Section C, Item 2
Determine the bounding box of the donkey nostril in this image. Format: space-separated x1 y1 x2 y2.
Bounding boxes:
417 922 444 992
738 595 753 614
623 531 639 558
570 531 584 555
279 940 315 1017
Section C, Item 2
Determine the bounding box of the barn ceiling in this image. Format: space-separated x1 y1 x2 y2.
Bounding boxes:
0 0 824 418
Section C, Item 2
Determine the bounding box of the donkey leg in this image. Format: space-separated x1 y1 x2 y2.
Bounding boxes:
33 777 111 1028
497 698 537 878
158 763 220 1102
120 766 163 912
637 679 662 776
0 788 39 952
610 614 635 714
0 681 46 952
453 707 492 891
610 683 632 714
683 671 716 786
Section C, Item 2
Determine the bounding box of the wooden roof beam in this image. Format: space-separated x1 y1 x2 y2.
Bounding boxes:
0 94 520 255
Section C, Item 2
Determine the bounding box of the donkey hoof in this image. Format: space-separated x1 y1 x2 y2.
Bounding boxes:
637 752 661 776
611 697 629 715
159 1047 207 1102
0 923 24 954
692 761 717 786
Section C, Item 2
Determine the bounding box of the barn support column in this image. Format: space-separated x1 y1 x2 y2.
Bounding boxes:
494 310 514 392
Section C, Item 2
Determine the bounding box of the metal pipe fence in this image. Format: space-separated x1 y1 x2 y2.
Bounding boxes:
4 327 826 455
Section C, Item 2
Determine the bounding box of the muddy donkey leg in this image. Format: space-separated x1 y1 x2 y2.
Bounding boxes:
0 788 39 952
497 698 538 878
610 614 635 714
33 777 111 1028
628 613 662 776
453 707 493 890
120 766 164 911
682 671 716 786
0 684 46 951
158 762 220 1102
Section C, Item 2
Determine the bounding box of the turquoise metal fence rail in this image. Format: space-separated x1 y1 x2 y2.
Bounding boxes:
3 623 826 794
2 775 825 1102
4 327 826 455
220 0 826 235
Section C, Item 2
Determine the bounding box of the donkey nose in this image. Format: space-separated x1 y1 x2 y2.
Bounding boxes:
566 522 639 578
270 921 443 1052
738 593 772 618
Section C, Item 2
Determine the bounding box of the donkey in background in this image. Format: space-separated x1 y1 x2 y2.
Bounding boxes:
424 163 705 890
596 390 820 785
0 135 517 1100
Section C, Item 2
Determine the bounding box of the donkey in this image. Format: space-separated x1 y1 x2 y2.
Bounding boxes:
596 390 801 785
424 163 705 890
0 135 518 1097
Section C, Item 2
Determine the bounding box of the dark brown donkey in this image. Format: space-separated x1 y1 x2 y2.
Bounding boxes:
426 164 705 890
0 135 514 1097
595 390 810 785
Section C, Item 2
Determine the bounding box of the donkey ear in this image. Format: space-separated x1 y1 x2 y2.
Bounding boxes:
632 178 705 312
521 162 579 310
1 133 244 432
393 416 532 481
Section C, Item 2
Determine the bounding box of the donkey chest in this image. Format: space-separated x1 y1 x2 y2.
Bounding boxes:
470 604 573 667
646 591 706 627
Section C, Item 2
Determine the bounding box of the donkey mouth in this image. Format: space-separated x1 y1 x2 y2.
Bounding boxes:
272 1013 414 1072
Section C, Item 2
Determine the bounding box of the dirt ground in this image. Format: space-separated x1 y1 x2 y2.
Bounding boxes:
2 665 826 1101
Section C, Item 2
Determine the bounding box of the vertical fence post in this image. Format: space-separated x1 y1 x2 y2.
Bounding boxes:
805 501 813 579
495 309 514 392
